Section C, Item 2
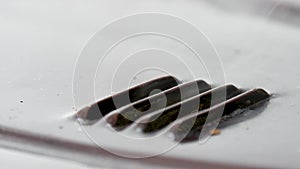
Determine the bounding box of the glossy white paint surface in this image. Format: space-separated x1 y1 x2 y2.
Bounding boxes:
0 0 300 168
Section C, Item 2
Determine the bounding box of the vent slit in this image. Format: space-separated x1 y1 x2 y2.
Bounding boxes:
76 76 179 124
141 84 243 134
171 89 270 143
108 80 211 130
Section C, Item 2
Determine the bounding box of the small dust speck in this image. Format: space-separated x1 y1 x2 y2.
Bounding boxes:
210 129 221 136
59 126 64 129
19 100 23 103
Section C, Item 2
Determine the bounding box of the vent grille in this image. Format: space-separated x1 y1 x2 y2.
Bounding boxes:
77 76 270 143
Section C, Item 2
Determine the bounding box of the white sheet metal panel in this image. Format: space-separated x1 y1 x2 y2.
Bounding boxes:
0 0 299 168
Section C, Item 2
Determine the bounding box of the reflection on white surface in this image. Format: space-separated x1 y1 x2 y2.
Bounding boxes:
0 148 103 169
